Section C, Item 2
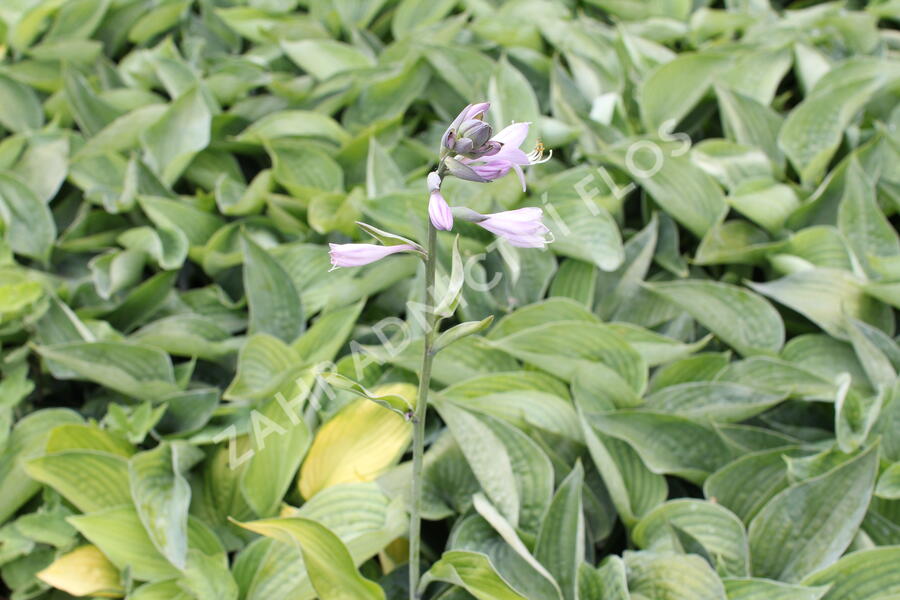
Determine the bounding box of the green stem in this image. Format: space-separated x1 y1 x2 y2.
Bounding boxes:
409 223 438 600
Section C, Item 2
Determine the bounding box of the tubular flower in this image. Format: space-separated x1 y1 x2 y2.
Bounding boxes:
427 171 452 231
328 243 417 270
474 207 551 248
460 122 551 191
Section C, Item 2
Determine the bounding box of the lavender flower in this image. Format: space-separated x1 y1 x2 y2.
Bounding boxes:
461 122 551 191
474 207 551 248
329 243 417 270
427 171 452 231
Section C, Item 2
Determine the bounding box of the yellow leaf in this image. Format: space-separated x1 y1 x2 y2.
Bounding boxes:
299 382 415 499
37 545 124 598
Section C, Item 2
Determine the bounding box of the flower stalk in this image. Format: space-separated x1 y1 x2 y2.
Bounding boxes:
408 222 437 600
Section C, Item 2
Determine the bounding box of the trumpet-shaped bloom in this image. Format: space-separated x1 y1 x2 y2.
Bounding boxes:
461 122 551 191
475 207 551 248
329 243 416 270
427 171 452 231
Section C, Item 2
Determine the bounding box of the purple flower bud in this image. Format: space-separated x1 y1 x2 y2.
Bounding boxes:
475 207 551 248
428 190 453 231
441 102 500 158
329 243 417 269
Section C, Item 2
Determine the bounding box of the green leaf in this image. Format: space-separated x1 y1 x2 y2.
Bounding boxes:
486 321 647 391
225 334 302 401
489 56 541 151
648 280 784 357
633 499 750 577
26 451 131 513
420 550 528 600
534 462 584 600
68 506 223 582
580 414 667 526
625 550 728 600
234 517 385 600
129 442 203 569
242 234 304 344
0 409 82 524
801 547 900 599
838 158 900 277
645 382 785 422
715 86 784 171
606 145 727 238
281 39 374 80
749 269 895 340
640 51 732 132
0 73 44 132
392 0 458 40
140 86 212 186
748 445 879 582
433 316 494 354
778 74 884 186
586 410 733 485
875 462 900 500
436 401 553 532
323 372 412 417
704 448 801 524
723 578 828 600
35 341 178 402
0 172 56 262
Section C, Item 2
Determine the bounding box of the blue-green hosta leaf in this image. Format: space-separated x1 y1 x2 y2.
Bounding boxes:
580 414 668 527
649 352 730 392
240 391 312 517
129 442 204 569
723 578 828 600
34 341 179 402
280 39 374 80
586 410 733 485
488 298 598 339
648 280 784 357
0 172 56 262
837 158 900 278
715 357 836 401
486 321 647 391
436 401 553 533
749 269 895 340
715 86 784 172
625 550 728 600
644 382 785 423
421 550 528 600
225 334 302 401
235 110 350 145
801 547 900 599
446 390 581 443
535 463 585 600
242 234 304 344
748 445 879 582
640 51 732 132
0 73 44 132
633 499 750 577
703 448 803 524
140 86 212 187
778 74 885 186
875 463 900 500
606 144 727 238
470 494 563 600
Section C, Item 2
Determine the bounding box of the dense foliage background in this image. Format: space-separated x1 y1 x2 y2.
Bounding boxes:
1 0 899 598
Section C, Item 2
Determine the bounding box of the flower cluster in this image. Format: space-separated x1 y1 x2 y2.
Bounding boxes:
329 102 551 268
